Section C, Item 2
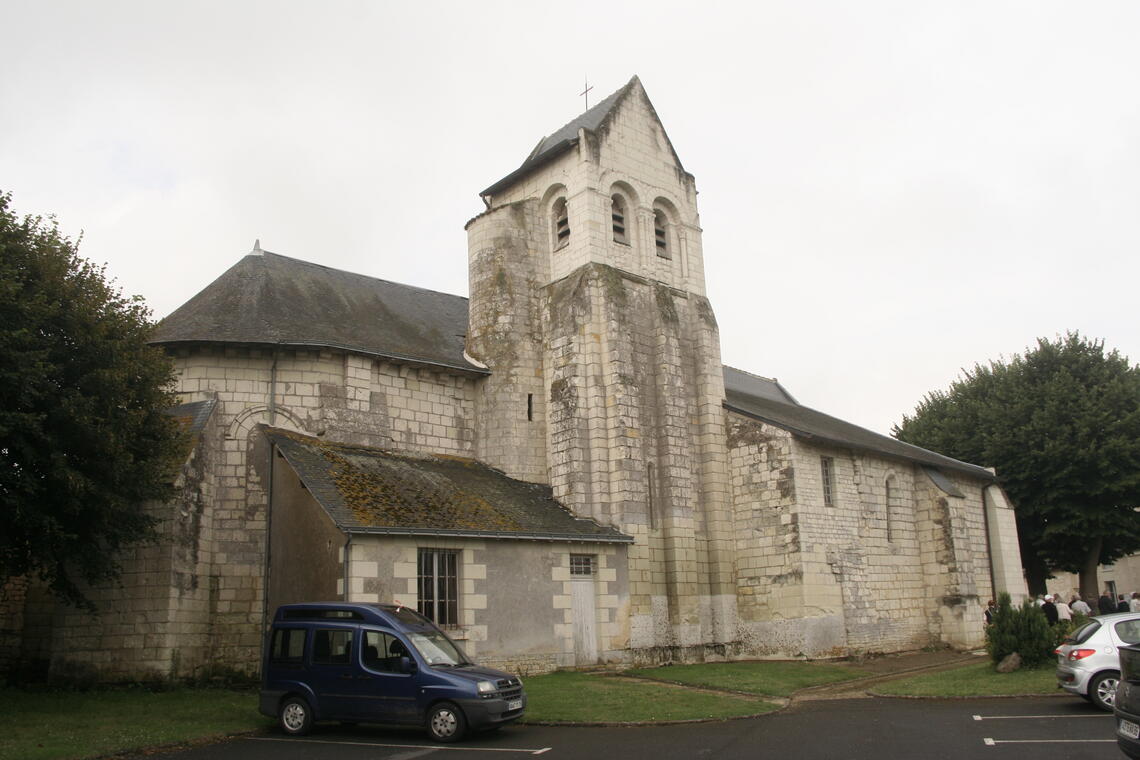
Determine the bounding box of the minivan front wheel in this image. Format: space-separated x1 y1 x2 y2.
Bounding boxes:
279 696 313 736
426 701 467 743
1090 671 1121 711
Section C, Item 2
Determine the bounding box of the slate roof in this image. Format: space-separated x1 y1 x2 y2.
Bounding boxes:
481 75 684 198
151 251 485 375
164 398 217 438
722 366 996 481
266 428 632 543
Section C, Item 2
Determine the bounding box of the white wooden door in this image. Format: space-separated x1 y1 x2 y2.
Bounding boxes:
571 576 598 664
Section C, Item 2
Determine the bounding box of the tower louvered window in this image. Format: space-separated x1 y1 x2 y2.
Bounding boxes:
654 210 670 258
553 199 570 249
612 195 628 244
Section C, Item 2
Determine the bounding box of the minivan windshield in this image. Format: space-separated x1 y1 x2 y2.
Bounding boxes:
408 630 470 667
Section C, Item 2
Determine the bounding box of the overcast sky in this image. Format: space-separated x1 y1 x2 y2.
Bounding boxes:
4 1 1138 435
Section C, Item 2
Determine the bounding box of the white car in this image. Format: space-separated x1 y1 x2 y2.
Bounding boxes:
1056 612 1140 711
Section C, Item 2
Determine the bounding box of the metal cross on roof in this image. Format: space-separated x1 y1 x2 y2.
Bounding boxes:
579 77 593 110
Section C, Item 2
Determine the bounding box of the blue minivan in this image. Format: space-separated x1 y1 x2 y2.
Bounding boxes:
259 602 526 742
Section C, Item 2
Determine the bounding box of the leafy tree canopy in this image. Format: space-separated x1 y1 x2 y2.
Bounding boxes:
893 333 1140 596
0 191 184 609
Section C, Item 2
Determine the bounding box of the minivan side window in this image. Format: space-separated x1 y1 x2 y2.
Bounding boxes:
313 629 354 665
270 628 307 663
363 630 410 673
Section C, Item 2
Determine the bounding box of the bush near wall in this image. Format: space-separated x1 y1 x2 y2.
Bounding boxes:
985 592 1055 668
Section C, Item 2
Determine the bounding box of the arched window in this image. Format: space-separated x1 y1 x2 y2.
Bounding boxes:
553 199 570 250
611 195 628 244
653 209 670 259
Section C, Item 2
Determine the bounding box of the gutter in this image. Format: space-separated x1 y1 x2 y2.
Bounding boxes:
344 525 634 544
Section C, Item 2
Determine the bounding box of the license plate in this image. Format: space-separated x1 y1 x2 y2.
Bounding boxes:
1120 719 1140 740
507 699 522 711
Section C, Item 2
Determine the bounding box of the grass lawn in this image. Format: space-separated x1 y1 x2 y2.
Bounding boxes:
520 670 776 723
625 660 872 697
872 662 1059 697
0 687 269 760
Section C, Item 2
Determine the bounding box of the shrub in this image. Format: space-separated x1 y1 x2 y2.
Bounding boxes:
985 592 1055 667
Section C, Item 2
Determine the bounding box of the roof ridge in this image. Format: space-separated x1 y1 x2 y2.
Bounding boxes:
256 251 469 302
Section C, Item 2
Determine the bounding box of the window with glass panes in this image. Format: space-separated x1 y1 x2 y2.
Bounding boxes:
418 548 459 627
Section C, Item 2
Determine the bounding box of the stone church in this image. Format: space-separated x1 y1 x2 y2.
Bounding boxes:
2 76 1027 681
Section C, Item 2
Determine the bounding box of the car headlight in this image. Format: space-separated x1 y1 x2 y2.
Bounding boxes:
477 680 496 694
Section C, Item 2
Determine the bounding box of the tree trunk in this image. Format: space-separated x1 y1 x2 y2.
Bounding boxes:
1025 566 1049 598
1078 537 1103 603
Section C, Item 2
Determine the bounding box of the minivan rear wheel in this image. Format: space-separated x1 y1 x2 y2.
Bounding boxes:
426 701 467 743
279 696 313 736
1090 670 1121 711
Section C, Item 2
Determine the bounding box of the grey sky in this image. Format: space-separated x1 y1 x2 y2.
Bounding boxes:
3 1 1138 435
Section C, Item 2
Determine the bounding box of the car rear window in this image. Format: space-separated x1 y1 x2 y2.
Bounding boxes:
1067 620 1101 645
1116 620 1140 644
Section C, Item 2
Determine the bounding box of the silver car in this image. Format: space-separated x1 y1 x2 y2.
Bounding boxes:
1056 612 1140 711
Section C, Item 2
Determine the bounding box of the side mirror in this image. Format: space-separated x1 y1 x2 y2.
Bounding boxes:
400 656 417 674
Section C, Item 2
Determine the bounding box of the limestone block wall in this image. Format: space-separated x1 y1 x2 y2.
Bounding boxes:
342 535 628 674
43 409 222 682
984 485 1028 604
165 344 478 675
912 470 992 649
541 264 734 654
465 200 550 483
727 415 807 652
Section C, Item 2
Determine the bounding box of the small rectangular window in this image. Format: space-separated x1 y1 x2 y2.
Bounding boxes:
270 628 307 663
527 393 533 421
570 554 595 576
418 548 459 627
821 457 835 508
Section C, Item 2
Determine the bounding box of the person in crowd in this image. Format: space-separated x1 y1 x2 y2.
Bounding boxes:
1099 590 1117 615
984 599 997 626
1036 594 1046 607
1072 595 1091 616
1131 592 1140 613
1119 594 1131 613
1056 595 1072 622
1042 594 1059 625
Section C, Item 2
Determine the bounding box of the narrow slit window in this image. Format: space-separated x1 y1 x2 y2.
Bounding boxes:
885 477 896 542
820 456 835 508
654 210 670 259
611 195 628 244
527 393 533 421
553 199 570 249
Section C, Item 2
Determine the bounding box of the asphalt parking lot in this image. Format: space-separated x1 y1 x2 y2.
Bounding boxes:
131 695 1123 760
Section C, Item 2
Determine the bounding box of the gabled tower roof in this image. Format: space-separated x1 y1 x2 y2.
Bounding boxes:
480 75 686 199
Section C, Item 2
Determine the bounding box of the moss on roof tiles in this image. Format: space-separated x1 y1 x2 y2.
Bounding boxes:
266 428 629 541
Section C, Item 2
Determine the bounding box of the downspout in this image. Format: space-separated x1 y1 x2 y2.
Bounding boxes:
259 442 276 678
269 345 280 425
343 533 353 602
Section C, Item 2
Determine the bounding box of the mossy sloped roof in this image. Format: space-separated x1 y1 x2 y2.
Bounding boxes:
267 428 631 542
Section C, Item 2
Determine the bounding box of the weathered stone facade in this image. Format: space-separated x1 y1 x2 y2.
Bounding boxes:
0 76 1027 683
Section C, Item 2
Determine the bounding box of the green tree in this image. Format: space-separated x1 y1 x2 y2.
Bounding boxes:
0 191 184 609
894 333 1140 599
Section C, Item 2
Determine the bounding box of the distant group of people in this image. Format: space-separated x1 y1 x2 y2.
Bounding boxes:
983 590 1140 626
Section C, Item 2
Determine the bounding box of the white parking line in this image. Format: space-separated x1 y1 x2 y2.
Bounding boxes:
248 736 553 754
972 713 1109 720
983 738 1115 745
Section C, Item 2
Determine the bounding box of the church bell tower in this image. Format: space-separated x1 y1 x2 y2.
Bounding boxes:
465 76 737 653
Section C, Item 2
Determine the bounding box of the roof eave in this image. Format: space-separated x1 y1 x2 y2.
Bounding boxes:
152 338 491 377
344 525 633 543
722 400 996 482
480 138 578 199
